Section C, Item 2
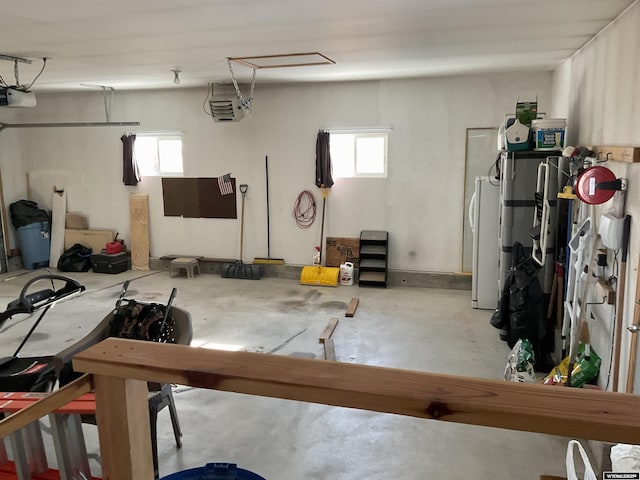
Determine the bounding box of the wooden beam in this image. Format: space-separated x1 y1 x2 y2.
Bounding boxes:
591 145 640 163
0 375 92 438
345 297 359 317
319 318 339 343
73 338 640 444
323 338 336 361
626 251 640 393
94 375 154 480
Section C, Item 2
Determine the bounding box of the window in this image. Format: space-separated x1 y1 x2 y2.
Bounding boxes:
134 134 183 176
330 130 388 178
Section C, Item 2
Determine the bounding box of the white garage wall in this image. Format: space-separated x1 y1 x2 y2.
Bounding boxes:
0 109 27 251
551 0 640 392
16 72 552 271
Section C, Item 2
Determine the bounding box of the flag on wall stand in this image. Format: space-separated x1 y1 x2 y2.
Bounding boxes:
218 173 234 195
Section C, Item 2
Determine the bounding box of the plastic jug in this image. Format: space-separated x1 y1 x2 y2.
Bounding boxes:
339 262 354 286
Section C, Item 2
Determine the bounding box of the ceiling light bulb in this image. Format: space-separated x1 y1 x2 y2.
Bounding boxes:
171 69 181 85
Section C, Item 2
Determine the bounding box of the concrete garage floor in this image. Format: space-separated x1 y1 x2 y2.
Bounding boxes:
0 269 571 479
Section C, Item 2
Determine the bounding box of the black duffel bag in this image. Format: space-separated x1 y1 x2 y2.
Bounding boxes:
57 243 92 272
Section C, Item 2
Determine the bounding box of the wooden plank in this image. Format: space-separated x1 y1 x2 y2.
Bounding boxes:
323 338 336 361
591 145 640 163
94 375 154 480
130 194 150 271
0 375 92 439
49 188 66 268
613 218 631 392
325 237 359 268
160 256 238 263
626 251 640 393
0 392 95 402
540 476 566 480
319 318 339 343
73 338 640 444
345 297 359 317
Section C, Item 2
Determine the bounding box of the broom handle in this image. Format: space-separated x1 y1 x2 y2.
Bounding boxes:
240 195 245 261
613 215 631 391
319 189 327 265
239 184 248 262
614 259 627 388
265 155 271 258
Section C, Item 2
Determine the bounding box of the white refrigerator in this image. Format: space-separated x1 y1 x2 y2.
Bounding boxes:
470 176 500 310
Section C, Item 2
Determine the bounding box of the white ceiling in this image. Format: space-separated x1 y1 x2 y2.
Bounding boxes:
0 0 635 92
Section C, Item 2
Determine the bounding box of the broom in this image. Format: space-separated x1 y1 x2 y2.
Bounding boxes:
254 155 285 265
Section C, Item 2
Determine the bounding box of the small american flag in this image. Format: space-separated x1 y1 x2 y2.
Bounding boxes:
218 173 233 195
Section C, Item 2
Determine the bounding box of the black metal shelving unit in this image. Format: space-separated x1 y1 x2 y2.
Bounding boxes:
358 230 388 287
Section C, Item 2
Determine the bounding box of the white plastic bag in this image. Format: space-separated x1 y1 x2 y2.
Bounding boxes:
567 440 597 480
611 444 640 472
503 338 536 382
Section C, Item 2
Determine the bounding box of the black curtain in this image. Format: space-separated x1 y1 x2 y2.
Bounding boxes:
121 134 140 186
315 131 334 188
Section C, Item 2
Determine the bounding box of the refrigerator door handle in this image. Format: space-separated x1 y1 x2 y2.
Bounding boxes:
469 191 477 232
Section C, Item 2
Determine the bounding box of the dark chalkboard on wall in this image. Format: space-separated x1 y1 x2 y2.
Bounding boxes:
162 177 237 219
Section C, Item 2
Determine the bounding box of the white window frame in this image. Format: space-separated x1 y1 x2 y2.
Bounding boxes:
134 132 184 177
329 129 389 179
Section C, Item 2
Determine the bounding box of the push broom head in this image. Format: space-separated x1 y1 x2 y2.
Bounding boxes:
253 257 285 265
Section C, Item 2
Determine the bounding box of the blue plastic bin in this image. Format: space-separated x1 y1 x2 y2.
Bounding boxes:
160 463 266 480
16 221 50 269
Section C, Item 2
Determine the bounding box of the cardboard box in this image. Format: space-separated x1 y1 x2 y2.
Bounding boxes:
326 237 360 268
65 213 89 230
64 229 114 254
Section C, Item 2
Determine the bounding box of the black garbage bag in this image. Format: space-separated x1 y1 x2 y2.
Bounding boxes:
491 242 546 354
9 200 49 229
57 243 92 272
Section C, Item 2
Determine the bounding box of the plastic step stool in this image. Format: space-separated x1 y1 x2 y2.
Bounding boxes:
170 258 200 279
